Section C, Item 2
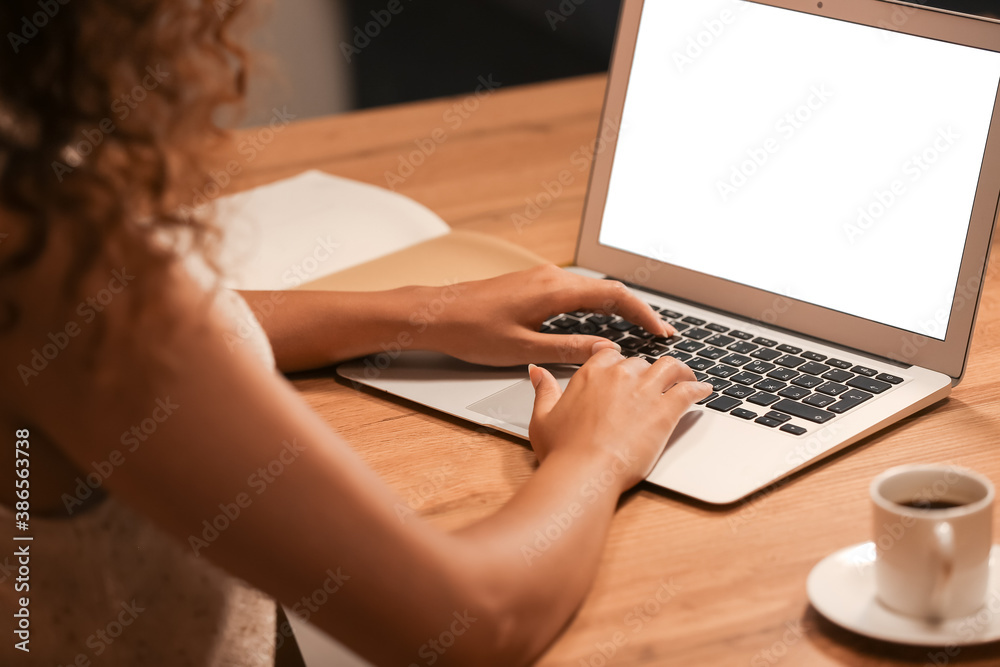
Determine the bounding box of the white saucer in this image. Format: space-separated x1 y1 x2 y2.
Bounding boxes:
807 542 1000 646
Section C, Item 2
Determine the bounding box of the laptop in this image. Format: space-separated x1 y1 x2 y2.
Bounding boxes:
339 0 1000 505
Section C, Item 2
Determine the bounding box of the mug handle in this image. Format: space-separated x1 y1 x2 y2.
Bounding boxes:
929 521 956 618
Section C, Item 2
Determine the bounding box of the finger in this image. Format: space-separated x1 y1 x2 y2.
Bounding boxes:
566 278 674 337
643 355 698 392
528 364 563 418
523 333 622 365
661 380 715 424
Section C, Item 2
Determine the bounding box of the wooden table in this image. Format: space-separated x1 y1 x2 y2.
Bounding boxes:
232 74 1000 666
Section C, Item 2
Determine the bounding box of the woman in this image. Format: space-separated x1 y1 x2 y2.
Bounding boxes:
0 1 709 664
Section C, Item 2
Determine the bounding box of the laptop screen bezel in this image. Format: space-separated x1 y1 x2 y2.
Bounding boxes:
575 0 1000 382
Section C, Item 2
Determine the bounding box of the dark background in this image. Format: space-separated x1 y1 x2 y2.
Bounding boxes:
345 0 999 109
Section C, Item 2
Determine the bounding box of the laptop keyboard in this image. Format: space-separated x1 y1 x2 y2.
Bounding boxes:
541 305 906 436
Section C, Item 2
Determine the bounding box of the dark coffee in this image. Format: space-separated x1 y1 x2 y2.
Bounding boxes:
898 499 965 510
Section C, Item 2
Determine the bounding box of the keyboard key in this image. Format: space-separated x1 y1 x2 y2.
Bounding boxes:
800 351 827 362
569 310 588 317
638 343 670 356
651 335 682 346
764 411 791 423
826 358 852 369
590 314 612 325
687 358 715 371
697 392 718 406
776 344 803 354
778 386 811 400
720 354 752 367
780 424 808 436
697 347 727 360
772 399 836 424
775 355 806 368
551 317 578 329
731 408 758 420
729 330 754 340
540 324 558 334
683 316 707 326
694 372 709 382
660 308 683 319
609 319 637 332
851 366 878 377
727 341 758 354
803 393 836 408
791 374 823 389
707 396 742 412
598 330 627 342
708 364 738 379
671 321 690 332
817 382 849 396
732 372 763 386
822 369 854 383
632 329 654 340
767 368 798 381
577 321 599 335
827 389 874 414
748 392 780 407
706 377 732 392
744 361 776 375
684 328 712 340
619 337 644 350
675 340 704 353
798 362 831 376
665 350 692 362
706 323 729 333
755 416 783 428
705 334 735 348
847 376 893 394
754 379 787 393
753 337 778 347
724 384 756 399
751 348 782 361
876 373 904 385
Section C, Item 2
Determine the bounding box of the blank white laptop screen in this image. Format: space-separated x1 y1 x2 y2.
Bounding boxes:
599 0 1000 341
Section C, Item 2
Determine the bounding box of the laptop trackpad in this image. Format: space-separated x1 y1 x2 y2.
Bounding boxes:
467 368 575 430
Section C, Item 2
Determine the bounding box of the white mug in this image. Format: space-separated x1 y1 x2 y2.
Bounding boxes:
871 464 994 620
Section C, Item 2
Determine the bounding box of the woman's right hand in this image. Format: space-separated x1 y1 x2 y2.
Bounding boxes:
528 350 713 494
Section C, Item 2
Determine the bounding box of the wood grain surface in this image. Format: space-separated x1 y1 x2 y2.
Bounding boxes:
230 74 1000 666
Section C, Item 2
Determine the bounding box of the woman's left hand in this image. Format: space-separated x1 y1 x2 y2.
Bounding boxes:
417 264 676 366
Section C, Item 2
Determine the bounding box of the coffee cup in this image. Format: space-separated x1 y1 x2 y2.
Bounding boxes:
871 464 994 620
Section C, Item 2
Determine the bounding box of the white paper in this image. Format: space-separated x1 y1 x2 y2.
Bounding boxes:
215 170 450 290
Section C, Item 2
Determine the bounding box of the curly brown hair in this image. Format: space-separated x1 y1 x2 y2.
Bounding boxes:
0 0 250 328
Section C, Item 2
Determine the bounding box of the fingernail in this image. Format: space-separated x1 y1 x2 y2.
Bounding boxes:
528 364 541 387
591 340 621 355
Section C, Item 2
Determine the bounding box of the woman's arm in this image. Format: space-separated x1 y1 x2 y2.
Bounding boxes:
10 262 705 666
238 265 678 372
